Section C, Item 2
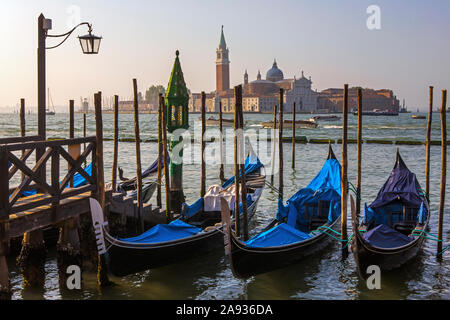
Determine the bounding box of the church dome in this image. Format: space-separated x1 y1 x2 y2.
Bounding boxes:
266 59 284 82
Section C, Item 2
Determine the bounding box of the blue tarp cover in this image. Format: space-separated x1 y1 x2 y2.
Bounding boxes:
369 155 423 209
244 223 311 248
277 158 341 232
16 163 92 198
120 219 202 243
222 154 263 188
362 224 413 248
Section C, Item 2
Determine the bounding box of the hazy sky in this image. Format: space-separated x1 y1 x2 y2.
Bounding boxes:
0 0 449 111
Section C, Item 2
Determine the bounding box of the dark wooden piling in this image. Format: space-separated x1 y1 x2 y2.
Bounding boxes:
291 102 296 169
356 88 362 217
132 79 144 233
270 104 278 185
234 86 241 237
219 101 225 182
16 230 46 288
237 85 249 240
200 92 206 197
341 84 349 257
161 96 171 222
278 89 284 200
93 91 111 287
20 99 26 182
83 112 87 167
56 217 81 290
425 86 433 199
69 100 75 139
112 95 119 192
437 89 447 255
157 94 163 208
0 239 10 299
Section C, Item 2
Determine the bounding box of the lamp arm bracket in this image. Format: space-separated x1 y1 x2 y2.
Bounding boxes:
45 22 92 50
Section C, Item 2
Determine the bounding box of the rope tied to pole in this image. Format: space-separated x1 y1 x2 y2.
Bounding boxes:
411 229 449 256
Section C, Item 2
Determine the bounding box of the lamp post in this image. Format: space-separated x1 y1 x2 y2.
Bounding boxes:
37 13 101 178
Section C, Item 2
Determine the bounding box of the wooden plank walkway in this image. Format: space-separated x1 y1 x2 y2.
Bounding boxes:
2 189 111 241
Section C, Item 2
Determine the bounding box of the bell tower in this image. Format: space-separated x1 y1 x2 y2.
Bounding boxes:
216 25 230 93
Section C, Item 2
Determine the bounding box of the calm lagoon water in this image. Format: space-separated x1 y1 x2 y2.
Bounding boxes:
1 111 448 300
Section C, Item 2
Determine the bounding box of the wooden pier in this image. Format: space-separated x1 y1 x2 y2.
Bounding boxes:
0 115 112 299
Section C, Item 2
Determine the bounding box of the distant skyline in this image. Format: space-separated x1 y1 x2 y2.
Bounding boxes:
0 0 449 112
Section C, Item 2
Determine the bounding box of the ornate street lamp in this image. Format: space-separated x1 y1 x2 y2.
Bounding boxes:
165 50 190 214
36 13 101 180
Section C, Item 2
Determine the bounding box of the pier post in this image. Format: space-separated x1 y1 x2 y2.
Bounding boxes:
157 94 163 208
270 104 277 185
17 230 46 288
161 96 171 222
219 101 225 182
292 102 295 169
279 88 284 200
93 91 111 287
425 86 433 200
0 241 10 300
234 86 241 238
437 90 447 255
133 79 144 233
56 218 81 290
200 92 206 197
356 88 362 217
83 112 87 167
112 95 119 192
0 148 10 299
341 84 349 258
69 100 75 138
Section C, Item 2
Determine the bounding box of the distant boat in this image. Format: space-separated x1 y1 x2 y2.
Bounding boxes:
198 116 236 127
46 88 56 115
412 114 426 119
352 109 398 116
310 115 340 122
260 119 318 129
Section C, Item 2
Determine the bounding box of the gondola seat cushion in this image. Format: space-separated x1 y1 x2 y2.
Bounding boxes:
119 219 202 244
244 223 311 248
362 224 414 248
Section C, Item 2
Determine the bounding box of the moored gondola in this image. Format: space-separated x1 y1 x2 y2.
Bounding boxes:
89 153 265 276
222 145 341 279
350 149 430 279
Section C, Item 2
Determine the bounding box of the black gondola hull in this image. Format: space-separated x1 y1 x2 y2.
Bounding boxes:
351 229 426 279
106 230 224 276
227 220 340 279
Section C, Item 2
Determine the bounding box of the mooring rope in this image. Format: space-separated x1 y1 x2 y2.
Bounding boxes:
265 180 282 196
411 229 449 256
310 226 354 248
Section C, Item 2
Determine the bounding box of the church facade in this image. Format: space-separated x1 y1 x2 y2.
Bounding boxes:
188 27 319 113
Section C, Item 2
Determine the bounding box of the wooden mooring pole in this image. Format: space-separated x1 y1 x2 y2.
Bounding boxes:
20 98 25 182
437 90 447 255
157 94 163 208
237 85 249 240
200 92 206 197
161 96 171 222
234 86 241 238
270 104 277 185
133 79 144 233
356 88 362 217
219 101 225 182
279 88 284 200
94 91 111 287
112 95 119 192
341 84 349 258
292 102 296 169
425 86 433 200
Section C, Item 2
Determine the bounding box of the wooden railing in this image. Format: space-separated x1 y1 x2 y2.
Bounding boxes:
0 136 98 218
